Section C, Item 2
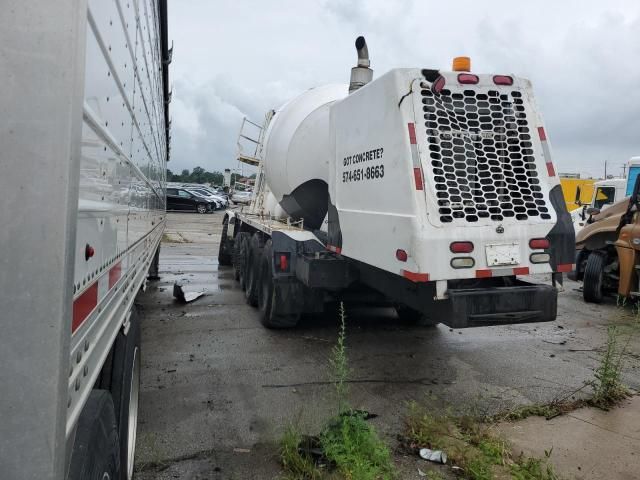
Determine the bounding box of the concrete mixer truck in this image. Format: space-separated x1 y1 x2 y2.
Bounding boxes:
218 37 575 329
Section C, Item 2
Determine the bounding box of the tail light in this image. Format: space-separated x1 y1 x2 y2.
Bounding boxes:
432 76 446 94
451 257 474 269
450 241 474 253
396 249 408 262
530 253 551 264
458 73 479 84
493 75 513 85
529 238 550 249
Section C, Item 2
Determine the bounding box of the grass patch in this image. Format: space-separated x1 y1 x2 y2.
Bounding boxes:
279 303 397 480
404 403 558 480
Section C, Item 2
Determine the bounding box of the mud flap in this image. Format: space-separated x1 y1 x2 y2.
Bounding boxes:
439 282 557 328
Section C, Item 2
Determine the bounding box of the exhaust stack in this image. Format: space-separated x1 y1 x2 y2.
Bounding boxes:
349 36 373 94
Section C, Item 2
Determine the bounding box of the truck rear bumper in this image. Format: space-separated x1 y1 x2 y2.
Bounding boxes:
440 281 557 328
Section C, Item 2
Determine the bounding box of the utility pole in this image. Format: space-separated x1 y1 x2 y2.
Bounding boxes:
604 159 608 179
622 164 627 178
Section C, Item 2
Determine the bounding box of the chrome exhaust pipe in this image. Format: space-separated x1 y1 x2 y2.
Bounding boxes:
349 36 373 93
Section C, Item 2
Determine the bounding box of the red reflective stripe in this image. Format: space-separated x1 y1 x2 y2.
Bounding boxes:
402 270 429 282
537 126 547 141
556 263 574 273
546 162 556 177
408 123 417 144
413 167 424 190
513 267 530 275
108 262 121 289
476 269 493 278
72 283 98 333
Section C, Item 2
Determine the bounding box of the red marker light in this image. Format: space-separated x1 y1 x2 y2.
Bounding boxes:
458 73 479 84
493 75 514 86
529 238 550 249
450 242 474 253
279 254 289 272
396 249 408 262
85 244 95 260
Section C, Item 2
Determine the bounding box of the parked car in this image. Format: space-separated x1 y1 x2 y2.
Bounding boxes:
166 187 216 213
231 191 252 205
183 186 228 207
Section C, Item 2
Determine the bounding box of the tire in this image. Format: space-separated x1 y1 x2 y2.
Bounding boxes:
67 390 120 480
238 235 251 291
218 217 233 266
109 308 141 480
233 232 250 282
257 240 300 328
196 203 207 214
583 252 605 303
245 233 265 306
395 305 439 327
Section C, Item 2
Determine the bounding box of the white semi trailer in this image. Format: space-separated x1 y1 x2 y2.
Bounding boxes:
0 1 170 479
219 37 575 329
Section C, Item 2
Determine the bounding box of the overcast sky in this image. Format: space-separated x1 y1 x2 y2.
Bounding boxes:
167 0 639 179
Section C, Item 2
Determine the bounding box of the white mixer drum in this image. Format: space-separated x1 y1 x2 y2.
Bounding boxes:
262 84 347 229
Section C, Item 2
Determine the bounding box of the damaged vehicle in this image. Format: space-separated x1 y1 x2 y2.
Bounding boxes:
571 174 640 303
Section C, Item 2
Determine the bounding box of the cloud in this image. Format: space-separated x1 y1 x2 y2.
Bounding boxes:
167 0 640 178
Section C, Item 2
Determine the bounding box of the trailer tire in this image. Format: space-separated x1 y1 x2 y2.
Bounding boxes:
583 252 605 303
233 232 250 282
67 390 120 480
245 233 264 306
396 306 438 327
258 240 300 328
218 217 233 266
109 308 141 480
238 234 251 291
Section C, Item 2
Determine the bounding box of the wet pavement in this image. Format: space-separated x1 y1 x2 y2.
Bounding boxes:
134 212 640 479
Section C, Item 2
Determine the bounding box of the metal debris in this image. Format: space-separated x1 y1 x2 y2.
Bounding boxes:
173 282 205 303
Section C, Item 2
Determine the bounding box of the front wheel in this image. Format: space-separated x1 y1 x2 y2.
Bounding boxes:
196 203 207 214
583 252 605 303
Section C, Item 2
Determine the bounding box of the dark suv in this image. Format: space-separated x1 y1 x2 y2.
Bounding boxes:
166 188 215 214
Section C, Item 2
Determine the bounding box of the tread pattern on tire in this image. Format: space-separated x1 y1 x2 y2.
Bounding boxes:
67 390 120 480
218 217 233 266
583 251 605 303
245 233 265 306
233 232 250 282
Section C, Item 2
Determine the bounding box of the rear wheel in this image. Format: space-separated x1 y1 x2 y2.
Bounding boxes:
245 233 265 306
583 252 605 303
257 240 300 328
67 390 120 480
233 232 250 282
196 203 207 214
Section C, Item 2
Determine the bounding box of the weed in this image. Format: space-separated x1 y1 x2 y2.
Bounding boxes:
321 412 395 480
330 302 350 414
591 325 630 409
279 425 322 480
280 303 397 479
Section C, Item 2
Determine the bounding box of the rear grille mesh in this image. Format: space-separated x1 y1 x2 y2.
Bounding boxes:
421 87 550 223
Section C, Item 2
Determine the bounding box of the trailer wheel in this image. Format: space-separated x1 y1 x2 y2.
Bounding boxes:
396 306 438 327
258 240 300 328
583 252 605 303
238 234 251 291
245 233 265 306
67 390 120 480
109 308 141 480
233 232 250 282
218 217 233 266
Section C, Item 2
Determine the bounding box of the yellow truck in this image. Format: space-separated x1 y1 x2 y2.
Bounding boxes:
560 177 596 212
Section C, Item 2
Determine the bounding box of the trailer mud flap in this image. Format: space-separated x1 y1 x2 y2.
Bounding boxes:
440 282 557 328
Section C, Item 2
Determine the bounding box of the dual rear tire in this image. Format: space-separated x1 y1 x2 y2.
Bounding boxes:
583 252 606 303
